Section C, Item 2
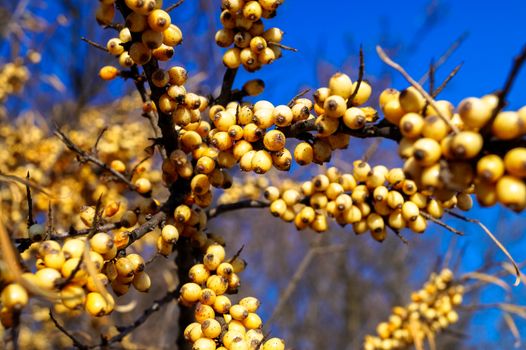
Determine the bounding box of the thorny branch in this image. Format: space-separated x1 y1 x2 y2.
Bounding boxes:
49 311 89 350
80 37 108 52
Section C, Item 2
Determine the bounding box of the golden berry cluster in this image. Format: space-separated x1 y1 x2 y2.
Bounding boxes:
216 0 285 71
180 243 285 350
379 87 526 211
264 162 472 239
364 269 463 350
0 59 30 103
97 0 182 70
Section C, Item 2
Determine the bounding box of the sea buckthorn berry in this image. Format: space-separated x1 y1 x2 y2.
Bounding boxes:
262 338 285 350
324 95 347 118
129 42 151 65
458 97 492 129
412 138 441 166
263 130 286 151
450 131 483 159
135 178 152 193
504 147 526 178
85 292 109 317
477 154 505 182
492 111 522 140
399 113 424 139
399 86 425 113
329 72 353 99
148 9 171 32
161 224 180 244
90 232 114 255
294 142 314 165
496 176 526 211
163 24 183 46
99 65 119 80
60 284 86 310
1 283 28 310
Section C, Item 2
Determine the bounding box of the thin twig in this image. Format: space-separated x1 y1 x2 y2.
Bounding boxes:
431 62 463 98
166 0 185 12
268 41 298 52
207 200 269 219
487 44 526 124
376 45 460 134
362 139 381 163
228 245 245 264
348 45 364 108
446 210 521 286
102 289 178 346
54 128 146 196
25 171 34 228
421 212 463 236
428 58 435 94
92 127 107 154
419 33 468 85
129 156 152 181
287 88 311 108
49 311 88 350
80 37 108 52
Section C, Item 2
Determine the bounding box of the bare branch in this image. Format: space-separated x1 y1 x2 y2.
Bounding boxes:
49 311 88 350
25 171 34 228
447 210 521 286
287 88 311 108
268 42 298 52
166 0 185 12
207 200 269 219
431 62 463 98
348 45 364 108
419 33 468 85
214 68 238 106
421 212 463 236
80 37 108 52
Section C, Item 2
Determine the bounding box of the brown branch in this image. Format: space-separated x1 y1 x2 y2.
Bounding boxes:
268 42 298 52
54 128 146 196
25 171 34 228
421 212 463 236
446 210 521 286
214 68 238 106
126 210 167 248
49 311 89 350
348 45 364 108
486 44 526 128
92 127 108 154
101 289 179 346
206 199 269 219
376 45 460 134
431 62 463 98
287 88 311 108
80 37 108 52
166 0 185 12
428 58 435 94
419 33 468 85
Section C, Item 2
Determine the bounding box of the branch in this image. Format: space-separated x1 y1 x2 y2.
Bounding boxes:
80 37 108 52
166 0 185 12
214 68 238 106
348 45 364 108
487 44 526 126
126 210 167 248
49 311 89 350
431 62 463 98
421 212 463 236
25 171 34 228
376 45 460 134
101 289 179 346
287 88 311 108
54 128 146 196
268 42 298 52
446 210 521 286
419 33 468 85
207 199 269 219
